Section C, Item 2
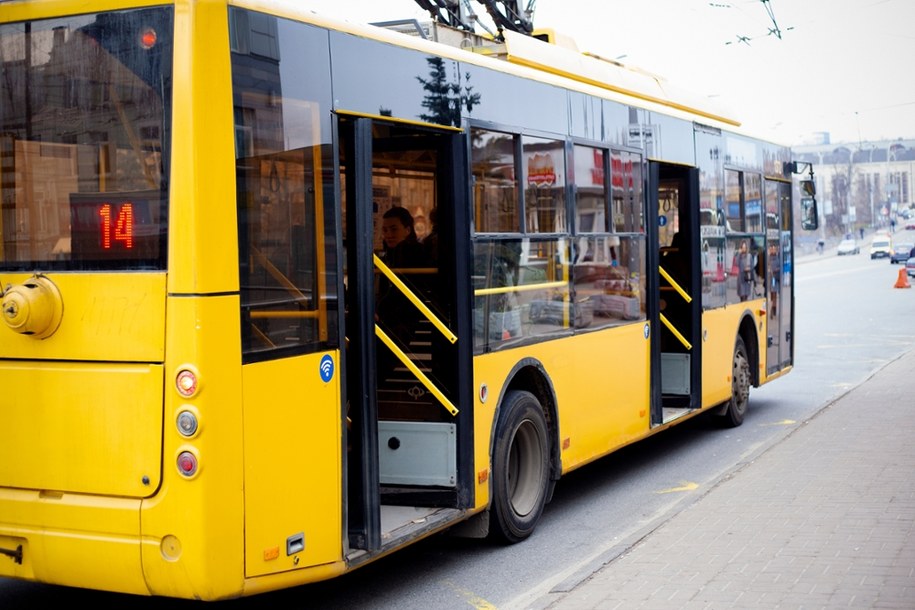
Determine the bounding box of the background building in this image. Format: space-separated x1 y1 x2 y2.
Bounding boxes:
793 137 915 237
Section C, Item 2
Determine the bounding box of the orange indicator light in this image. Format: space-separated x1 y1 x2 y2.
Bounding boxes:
140 27 157 49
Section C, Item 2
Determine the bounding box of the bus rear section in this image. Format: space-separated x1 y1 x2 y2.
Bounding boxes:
0 5 174 595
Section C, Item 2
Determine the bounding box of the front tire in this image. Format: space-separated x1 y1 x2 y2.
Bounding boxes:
489 390 550 543
716 335 750 428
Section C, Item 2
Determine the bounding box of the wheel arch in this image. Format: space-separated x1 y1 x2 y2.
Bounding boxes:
489 358 561 496
737 311 760 387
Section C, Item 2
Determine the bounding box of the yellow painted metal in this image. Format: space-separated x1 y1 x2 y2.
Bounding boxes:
473 280 568 297
140 292 246 600
698 302 767 409
472 323 651 508
242 352 343 577
374 254 457 344
0 489 149 594
0 361 164 496
0 273 166 362
167 0 239 296
376 326 459 416
658 265 692 303
660 313 692 351
0 0 167 22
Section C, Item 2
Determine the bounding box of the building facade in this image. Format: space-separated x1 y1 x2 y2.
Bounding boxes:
794 137 914 236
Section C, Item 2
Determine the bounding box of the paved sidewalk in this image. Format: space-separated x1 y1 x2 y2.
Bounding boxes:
533 349 915 609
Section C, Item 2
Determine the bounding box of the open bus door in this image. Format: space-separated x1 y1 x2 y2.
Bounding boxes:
338 116 473 555
649 162 702 425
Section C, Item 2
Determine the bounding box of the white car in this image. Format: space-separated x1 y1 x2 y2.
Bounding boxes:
837 239 859 255
870 238 892 259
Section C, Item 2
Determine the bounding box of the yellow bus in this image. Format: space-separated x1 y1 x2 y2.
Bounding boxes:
0 0 815 599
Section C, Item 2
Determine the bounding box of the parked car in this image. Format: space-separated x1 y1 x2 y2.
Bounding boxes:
870 238 892 259
890 243 914 264
907 257 915 278
837 238 859 255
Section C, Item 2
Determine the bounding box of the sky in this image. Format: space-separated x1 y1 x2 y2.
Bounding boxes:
303 0 915 147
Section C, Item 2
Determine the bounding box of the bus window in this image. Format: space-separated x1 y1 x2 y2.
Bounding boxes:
522 135 566 233
231 11 338 361
744 173 763 233
573 235 645 327
611 150 643 233
471 128 519 233
0 8 172 271
573 145 609 234
725 169 744 232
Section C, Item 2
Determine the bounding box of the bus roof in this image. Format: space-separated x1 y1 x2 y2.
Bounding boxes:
290 3 742 132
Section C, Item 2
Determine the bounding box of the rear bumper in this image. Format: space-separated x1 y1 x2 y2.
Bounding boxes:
0 488 148 595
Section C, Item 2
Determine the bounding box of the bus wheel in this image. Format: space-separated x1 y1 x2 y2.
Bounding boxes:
718 336 750 427
489 390 550 543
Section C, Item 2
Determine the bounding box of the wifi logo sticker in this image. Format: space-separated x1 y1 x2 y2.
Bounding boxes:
319 354 334 383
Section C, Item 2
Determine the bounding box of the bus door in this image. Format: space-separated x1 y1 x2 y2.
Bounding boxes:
766 179 793 374
650 162 702 424
338 116 472 553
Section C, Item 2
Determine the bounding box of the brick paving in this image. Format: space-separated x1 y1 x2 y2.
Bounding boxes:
534 350 915 609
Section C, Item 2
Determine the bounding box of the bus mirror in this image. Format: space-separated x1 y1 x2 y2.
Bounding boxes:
800 179 816 197
801 197 818 231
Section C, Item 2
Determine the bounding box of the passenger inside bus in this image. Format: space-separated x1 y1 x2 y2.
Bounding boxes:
376 206 430 385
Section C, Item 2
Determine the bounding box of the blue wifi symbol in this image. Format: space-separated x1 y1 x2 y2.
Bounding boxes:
319 354 334 383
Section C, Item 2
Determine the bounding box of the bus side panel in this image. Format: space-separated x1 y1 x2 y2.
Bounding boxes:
242 352 343 578
700 303 762 408
0 490 146 595
140 295 245 601
553 324 651 471
473 323 651 500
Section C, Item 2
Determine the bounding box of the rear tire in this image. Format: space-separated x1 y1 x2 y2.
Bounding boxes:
716 335 750 428
489 390 550 543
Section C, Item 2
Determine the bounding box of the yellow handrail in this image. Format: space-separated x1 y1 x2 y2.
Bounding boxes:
375 326 459 416
374 254 457 345
659 313 692 351
658 265 692 303
474 279 568 297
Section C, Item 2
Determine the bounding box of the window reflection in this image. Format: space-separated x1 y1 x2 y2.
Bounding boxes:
473 238 575 351
522 136 566 233
573 145 608 233
725 169 744 232
573 235 645 328
726 235 764 303
0 8 172 270
231 10 338 361
611 150 643 233
744 173 762 233
471 128 518 233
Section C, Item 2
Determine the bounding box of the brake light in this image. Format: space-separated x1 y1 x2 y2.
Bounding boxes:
175 368 198 398
177 451 198 477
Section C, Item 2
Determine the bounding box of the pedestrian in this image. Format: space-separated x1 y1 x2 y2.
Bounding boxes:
732 239 754 302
